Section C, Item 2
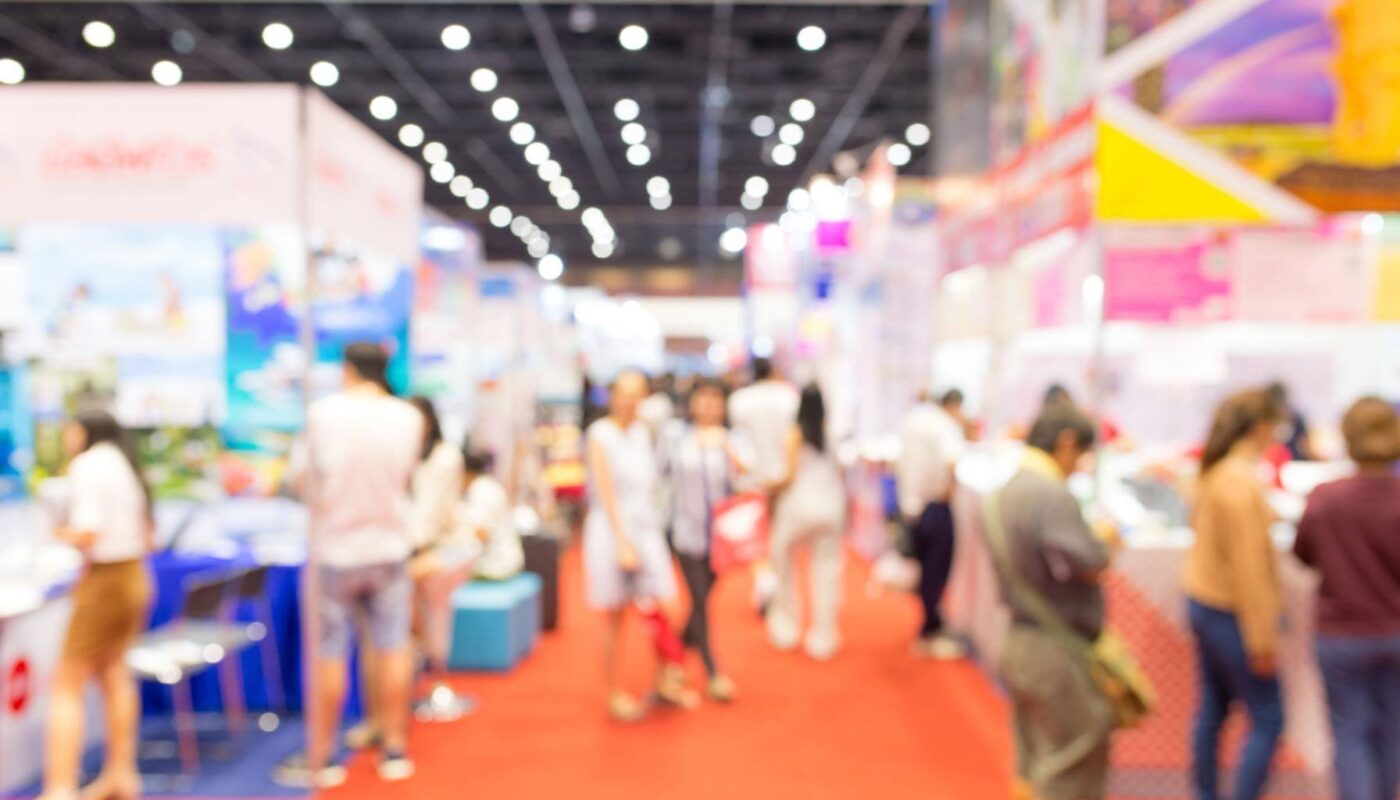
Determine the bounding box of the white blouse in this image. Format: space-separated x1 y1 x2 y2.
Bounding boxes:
67 442 148 564
410 441 466 550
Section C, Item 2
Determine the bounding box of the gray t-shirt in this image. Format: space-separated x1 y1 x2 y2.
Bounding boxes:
995 467 1109 639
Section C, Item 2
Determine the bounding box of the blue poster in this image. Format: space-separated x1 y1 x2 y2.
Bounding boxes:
308 251 413 400
0 364 33 500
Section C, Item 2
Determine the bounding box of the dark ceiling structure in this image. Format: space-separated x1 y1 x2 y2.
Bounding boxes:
0 2 935 273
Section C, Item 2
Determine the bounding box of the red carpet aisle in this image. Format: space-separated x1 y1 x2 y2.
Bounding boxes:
331 547 1015 800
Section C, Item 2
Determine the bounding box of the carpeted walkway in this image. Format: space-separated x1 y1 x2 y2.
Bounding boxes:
330 546 1016 799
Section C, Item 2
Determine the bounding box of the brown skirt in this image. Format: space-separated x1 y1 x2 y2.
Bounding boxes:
62 559 152 663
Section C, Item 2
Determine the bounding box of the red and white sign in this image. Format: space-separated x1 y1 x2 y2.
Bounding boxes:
5 658 30 715
0 84 300 225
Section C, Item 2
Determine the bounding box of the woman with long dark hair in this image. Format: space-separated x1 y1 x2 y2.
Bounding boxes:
41 411 154 800
766 383 847 660
1182 389 1285 800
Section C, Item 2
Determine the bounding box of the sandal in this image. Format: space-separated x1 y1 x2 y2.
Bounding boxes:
607 692 646 723
653 665 700 710
707 675 736 703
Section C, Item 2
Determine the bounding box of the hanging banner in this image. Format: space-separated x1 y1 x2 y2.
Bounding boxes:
1102 228 1232 323
1229 222 1371 322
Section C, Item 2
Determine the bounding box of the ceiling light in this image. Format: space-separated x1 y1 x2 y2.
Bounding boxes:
537 160 563 181
523 142 551 166
719 227 748 254
398 124 425 148
744 176 769 197
592 241 615 259
429 161 455 184
537 254 564 281
491 97 519 122
558 192 581 210
549 176 574 197
369 95 398 121
646 176 670 197
449 175 473 197
626 144 651 166
620 122 647 146
788 188 812 211
741 193 762 210
797 25 827 52
779 123 804 146
509 122 536 145
0 58 25 85
151 60 182 87
309 61 339 87
593 226 616 245
510 216 534 236
262 22 294 50
771 143 796 166
790 98 816 122
614 98 640 122
887 142 912 167
619 24 648 51
657 237 683 260
582 207 606 227
471 68 498 93
489 207 512 227
527 231 549 247
650 194 672 211
467 187 491 210
441 24 471 51
751 115 775 137
82 21 116 48
905 122 931 146
422 141 448 164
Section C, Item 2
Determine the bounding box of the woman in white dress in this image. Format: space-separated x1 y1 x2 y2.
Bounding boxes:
767 383 848 661
585 370 694 720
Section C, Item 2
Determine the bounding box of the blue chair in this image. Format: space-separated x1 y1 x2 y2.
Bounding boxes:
447 573 542 672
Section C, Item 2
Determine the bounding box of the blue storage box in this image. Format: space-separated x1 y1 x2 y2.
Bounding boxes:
447 573 542 672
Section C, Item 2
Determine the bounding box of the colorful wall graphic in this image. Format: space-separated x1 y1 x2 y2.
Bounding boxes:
0 364 32 500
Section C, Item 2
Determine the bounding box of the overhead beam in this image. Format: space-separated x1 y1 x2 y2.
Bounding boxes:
696 2 734 277
519 1 622 200
0 13 122 79
798 4 924 184
131 3 275 82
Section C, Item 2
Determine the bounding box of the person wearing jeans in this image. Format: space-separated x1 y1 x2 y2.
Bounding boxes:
1294 397 1400 800
1183 390 1285 800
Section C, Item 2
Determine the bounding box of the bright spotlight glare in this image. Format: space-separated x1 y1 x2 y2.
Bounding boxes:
771 143 796 166
614 98 640 122
83 21 116 48
309 60 339 87
745 176 770 197
741 193 762 210
537 160 563 182
369 95 398 121
779 123 804 146
797 25 827 51
489 206 512 227
620 122 647 146
538 254 565 281
467 187 491 210
646 176 670 197
524 142 551 166
441 24 471 51
422 141 448 164
751 115 775 137
789 98 816 122
449 175 473 197
619 24 649 51
887 142 913 167
491 97 519 122
399 124 425 148
470 68 498 92
719 226 748 254
151 60 182 86
429 161 455 184
650 194 673 210
905 122 931 146
262 22 294 50
558 192 581 210
626 144 652 166
788 188 812 211
0 58 26 85
509 122 536 145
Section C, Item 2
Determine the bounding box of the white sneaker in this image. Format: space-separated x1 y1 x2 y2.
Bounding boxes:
804 631 841 662
766 613 800 652
378 750 416 782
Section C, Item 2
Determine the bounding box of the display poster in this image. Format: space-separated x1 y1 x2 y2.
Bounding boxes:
989 0 1105 165
412 222 480 400
1375 215 1400 321
0 364 32 500
28 359 117 482
1102 228 1232 323
308 251 413 400
1122 0 1400 212
1230 224 1371 322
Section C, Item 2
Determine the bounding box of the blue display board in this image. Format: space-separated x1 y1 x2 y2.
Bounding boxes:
0 363 33 500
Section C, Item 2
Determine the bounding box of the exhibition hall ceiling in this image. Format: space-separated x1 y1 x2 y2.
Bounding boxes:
0 2 934 270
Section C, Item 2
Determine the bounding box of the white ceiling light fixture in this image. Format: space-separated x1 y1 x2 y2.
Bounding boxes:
528 239 550 259
744 176 770 197
771 143 796 166
441 24 471 51
398 123 425 148
905 122 931 146
549 176 574 197
151 60 182 87
751 115 775 138
82 21 116 48
369 95 398 121
626 144 652 166
581 207 606 228
467 187 491 210
309 60 339 87
537 160 563 182
429 161 455 184
262 22 294 50
489 206 512 227
470 68 498 93
646 176 670 197
790 98 816 122
887 142 913 167
778 123 805 146
509 122 536 145
613 98 640 122
649 194 672 211
788 187 812 211
719 226 748 254
740 193 762 211
592 241 615 259
523 141 551 166
620 122 647 146
0 58 26 85
449 175 473 197
619 24 649 51
796 25 827 52
538 254 564 281
557 192 581 211
491 97 519 122
422 141 448 164
510 216 534 236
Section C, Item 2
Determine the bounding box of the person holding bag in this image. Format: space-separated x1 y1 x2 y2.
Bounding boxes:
985 404 1127 800
1183 389 1286 800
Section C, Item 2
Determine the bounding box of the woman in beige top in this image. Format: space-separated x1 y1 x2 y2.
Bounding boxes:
1182 389 1284 800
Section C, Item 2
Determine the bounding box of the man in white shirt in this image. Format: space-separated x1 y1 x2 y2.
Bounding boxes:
282 342 423 788
895 390 968 659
